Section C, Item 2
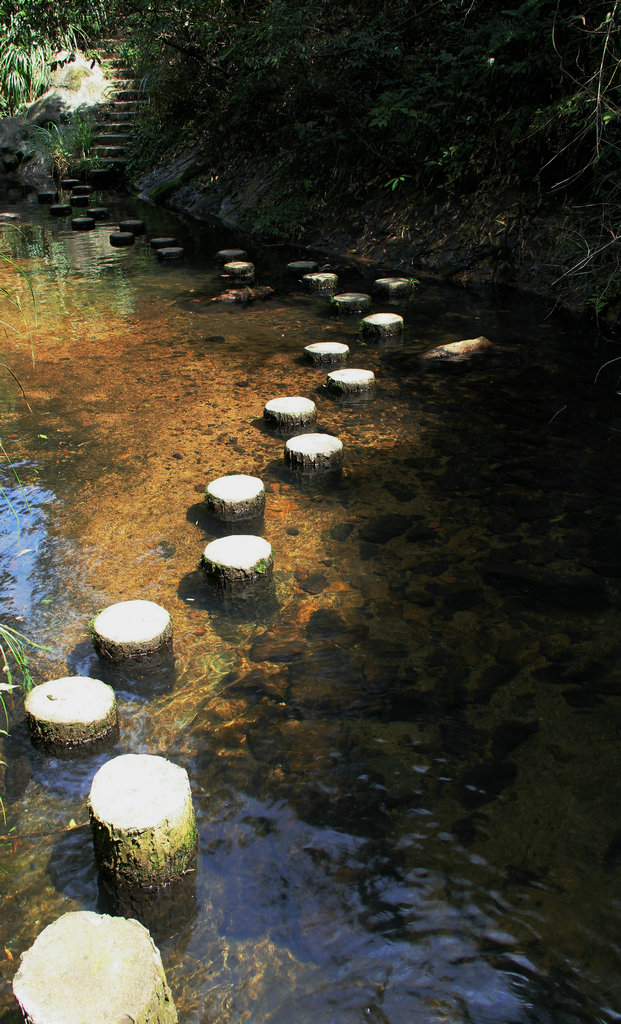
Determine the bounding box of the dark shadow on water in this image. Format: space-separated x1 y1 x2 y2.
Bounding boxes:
262 456 344 494
186 500 265 539
66 639 177 701
177 566 280 625
97 867 198 946
49 823 100 906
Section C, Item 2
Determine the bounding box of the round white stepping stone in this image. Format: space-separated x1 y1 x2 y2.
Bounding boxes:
374 277 414 300
287 260 318 274
25 676 118 751
331 292 372 315
201 534 273 587
304 341 349 366
89 753 197 887
303 272 338 294
285 433 344 473
205 474 265 520
360 312 403 343
91 599 172 660
224 260 254 281
216 248 247 262
327 368 376 395
264 396 316 430
12 911 177 1024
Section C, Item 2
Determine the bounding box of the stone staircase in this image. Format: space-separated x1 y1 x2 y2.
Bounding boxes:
92 39 145 170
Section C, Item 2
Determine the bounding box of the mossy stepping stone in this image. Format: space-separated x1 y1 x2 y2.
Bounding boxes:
24 676 118 752
360 313 403 343
303 272 338 295
119 219 146 235
37 191 58 204
284 433 344 473
86 207 108 220
331 292 372 315
224 260 254 281
91 599 172 660
304 341 349 366
201 534 273 587
156 247 184 261
374 277 414 300
205 474 265 520
216 248 247 262
49 204 71 217
110 231 135 247
150 237 177 249
71 217 95 231
327 368 376 395
263 396 316 430
61 178 80 190
70 195 89 207
287 260 318 274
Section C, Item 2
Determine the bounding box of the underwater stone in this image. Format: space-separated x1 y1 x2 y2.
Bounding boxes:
374 277 414 300
71 217 95 231
205 474 265 520
12 911 177 1024
287 260 318 274
284 432 343 473
89 754 197 887
150 237 177 249
86 207 108 220
201 534 273 587
109 231 135 247
302 272 338 295
119 219 146 235
360 313 403 343
264 396 316 430
24 676 118 752
216 248 247 262
156 247 185 261
37 191 58 204
224 260 255 281
331 292 372 315
91 599 172 660
327 368 376 394
303 341 349 366
49 204 71 217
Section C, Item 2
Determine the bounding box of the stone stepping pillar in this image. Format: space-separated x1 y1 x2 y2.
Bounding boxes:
71 217 95 231
24 676 118 752
110 231 135 247
156 247 185 261
150 237 177 249
86 207 108 220
72 185 91 196
327 368 376 395
304 341 349 366
216 248 247 262
264 396 316 431
360 313 403 343
89 168 110 187
61 178 80 190
374 277 414 300
205 474 265 521
303 272 338 295
285 433 344 473
89 753 197 887
287 260 318 275
37 191 58 204
91 599 172 660
331 292 372 316
12 911 177 1024
224 260 254 281
49 204 71 217
119 219 146 235
201 534 273 588
69 195 89 207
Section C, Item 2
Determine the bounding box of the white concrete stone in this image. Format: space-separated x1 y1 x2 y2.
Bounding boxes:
374 276 414 300
285 432 344 473
25 676 117 750
205 474 265 520
302 272 338 294
331 292 372 315
287 260 318 274
224 260 254 281
216 248 247 262
264 396 316 430
327 368 376 394
360 312 404 343
201 534 273 586
92 599 172 660
304 341 350 366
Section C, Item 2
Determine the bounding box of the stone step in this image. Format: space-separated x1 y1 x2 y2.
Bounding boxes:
93 145 127 159
93 133 129 145
105 99 146 113
113 88 142 101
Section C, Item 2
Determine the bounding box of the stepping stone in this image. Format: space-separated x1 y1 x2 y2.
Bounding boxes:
304 341 349 366
216 248 247 262
61 178 80 190
264 396 316 431
331 292 372 315
201 534 273 588
71 217 95 231
374 277 414 300
156 247 184 261
327 368 376 395
37 191 58 204
284 433 343 473
110 231 135 247
360 313 403 343
12 911 177 1024
205 474 265 520
287 260 318 274
119 219 146 235
303 272 338 295
86 207 108 220
69 195 89 207
89 168 111 187
150 237 177 249
49 204 71 217
24 676 118 752
89 753 197 887
224 260 254 281
72 185 91 196
91 599 172 660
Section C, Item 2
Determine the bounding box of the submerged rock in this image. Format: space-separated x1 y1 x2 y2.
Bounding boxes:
213 286 274 303
422 336 492 361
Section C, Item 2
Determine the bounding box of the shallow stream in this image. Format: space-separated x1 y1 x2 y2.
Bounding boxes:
1 189 620 1024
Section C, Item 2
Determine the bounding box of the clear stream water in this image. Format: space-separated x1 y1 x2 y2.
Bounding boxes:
0 188 620 1024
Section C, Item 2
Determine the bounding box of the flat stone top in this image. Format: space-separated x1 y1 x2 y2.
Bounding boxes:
203 534 272 570
25 677 115 724
13 911 169 1024
224 260 254 272
328 368 375 384
333 292 371 301
89 753 191 830
264 396 316 415
303 272 337 281
150 236 176 247
207 474 264 501
375 276 411 286
217 248 246 259
304 342 349 355
362 313 403 326
93 600 171 645
287 260 318 270
285 433 343 456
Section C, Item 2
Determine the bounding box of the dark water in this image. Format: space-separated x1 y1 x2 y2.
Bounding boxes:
1 188 621 1024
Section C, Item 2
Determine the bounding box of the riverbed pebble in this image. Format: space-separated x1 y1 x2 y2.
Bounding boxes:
360 313 403 343
303 272 338 295
327 368 376 394
205 473 266 520
304 341 350 366
264 396 316 430
12 911 177 1024
201 534 273 587
332 292 372 315
284 432 344 473
89 753 197 887
24 676 118 752
91 599 172 660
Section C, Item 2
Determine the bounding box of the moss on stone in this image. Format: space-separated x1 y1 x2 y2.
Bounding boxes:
150 180 180 203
